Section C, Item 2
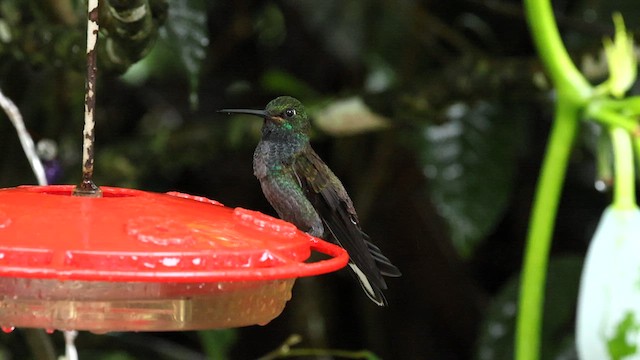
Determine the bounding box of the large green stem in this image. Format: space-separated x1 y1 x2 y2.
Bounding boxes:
519 0 639 358
516 100 580 360
524 0 591 100
517 0 593 358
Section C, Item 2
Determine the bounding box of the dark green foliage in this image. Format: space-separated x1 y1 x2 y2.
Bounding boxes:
475 256 583 360
155 0 207 108
417 101 521 257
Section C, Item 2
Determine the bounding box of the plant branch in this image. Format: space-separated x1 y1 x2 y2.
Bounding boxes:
258 334 379 360
516 100 580 360
610 127 636 209
516 0 599 358
0 88 47 186
524 0 591 100
586 101 640 134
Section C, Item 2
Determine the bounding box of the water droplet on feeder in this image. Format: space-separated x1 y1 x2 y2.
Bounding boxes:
45 328 55 334
165 192 223 206
0 210 11 229
1 326 14 333
127 217 196 246
233 208 297 237
161 257 180 267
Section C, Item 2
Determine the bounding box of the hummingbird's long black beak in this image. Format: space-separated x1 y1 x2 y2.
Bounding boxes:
217 109 268 118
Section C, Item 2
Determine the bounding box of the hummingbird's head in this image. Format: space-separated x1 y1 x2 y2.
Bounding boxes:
263 96 309 134
220 96 310 138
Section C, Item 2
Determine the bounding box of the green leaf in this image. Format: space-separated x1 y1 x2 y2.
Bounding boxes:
417 101 518 257
122 0 208 109
475 256 583 360
254 2 286 48
260 69 320 100
198 329 237 360
285 0 365 65
161 0 208 109
314 97 390 136
99 352 137 360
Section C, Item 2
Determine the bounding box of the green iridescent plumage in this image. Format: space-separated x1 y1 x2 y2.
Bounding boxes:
221 96 401 305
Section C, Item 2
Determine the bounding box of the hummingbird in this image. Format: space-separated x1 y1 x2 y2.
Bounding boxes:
220 96 401 306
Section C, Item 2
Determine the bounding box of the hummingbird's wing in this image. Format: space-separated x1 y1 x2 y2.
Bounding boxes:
292 146 401 304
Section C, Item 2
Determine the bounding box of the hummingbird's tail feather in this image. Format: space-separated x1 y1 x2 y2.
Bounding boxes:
364 236 402 278
348 262 388 306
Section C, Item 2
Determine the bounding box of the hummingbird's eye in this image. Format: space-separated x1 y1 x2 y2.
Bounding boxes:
284 109 296 118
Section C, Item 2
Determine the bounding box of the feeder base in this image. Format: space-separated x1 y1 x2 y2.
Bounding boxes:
0 278 295 332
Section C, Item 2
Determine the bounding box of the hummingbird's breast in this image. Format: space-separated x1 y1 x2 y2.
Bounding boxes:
251 139 324 237
252 139 303 179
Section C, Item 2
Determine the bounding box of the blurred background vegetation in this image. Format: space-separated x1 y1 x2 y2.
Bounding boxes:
0 0 638 359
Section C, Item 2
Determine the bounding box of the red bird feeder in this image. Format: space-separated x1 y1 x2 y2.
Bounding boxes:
0 185 348 332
